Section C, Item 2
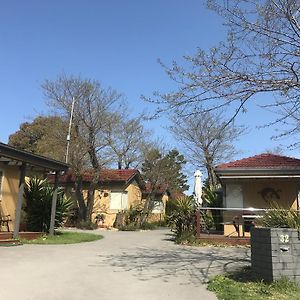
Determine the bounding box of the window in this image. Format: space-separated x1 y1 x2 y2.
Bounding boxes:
226 184 243 208
110 191 128 210
152 200 164 213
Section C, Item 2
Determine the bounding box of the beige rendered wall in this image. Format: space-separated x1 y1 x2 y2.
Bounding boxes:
91 180 143 227
66 181 169 227
0 164 20 231
223 179 299 237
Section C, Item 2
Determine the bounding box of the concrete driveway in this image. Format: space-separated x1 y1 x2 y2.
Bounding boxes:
0 229 250 300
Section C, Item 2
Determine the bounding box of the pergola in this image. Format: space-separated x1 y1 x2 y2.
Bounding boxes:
0 142 69 238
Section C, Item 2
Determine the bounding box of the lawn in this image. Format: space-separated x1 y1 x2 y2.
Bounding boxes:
21 231 103 244
208 267 300 300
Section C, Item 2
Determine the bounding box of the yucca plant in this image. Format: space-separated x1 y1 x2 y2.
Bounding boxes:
24 177 73 232
166 196 196 236
202 185 223 230
258 201 300 231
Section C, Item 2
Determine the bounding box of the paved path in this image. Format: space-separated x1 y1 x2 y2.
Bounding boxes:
0 229 251 300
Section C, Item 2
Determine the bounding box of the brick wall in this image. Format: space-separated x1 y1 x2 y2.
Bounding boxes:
251 227 300 282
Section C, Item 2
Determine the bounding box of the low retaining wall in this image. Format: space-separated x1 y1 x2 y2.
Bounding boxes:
251 227 300 282
0 232 43 240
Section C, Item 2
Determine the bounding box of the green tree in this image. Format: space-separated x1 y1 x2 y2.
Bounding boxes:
141 148 188 221
8 116 67 161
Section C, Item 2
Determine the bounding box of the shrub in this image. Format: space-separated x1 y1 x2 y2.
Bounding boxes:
24 177 73 232
166 195 196 237
118 223 139 231
202 185 223 231
258 202 300 230
115 204 158 231
76 220 98 230
175 230 196 244
140 222 156 230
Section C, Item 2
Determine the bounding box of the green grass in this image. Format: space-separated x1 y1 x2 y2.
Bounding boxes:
21 231 103 244
208 267 300 300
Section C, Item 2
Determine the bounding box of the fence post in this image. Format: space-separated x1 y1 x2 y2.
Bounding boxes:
196 210 201 238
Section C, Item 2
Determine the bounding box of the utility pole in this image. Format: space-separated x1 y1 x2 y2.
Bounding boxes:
65 97 75 164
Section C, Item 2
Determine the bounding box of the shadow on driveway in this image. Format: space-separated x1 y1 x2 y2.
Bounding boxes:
90 232 251 286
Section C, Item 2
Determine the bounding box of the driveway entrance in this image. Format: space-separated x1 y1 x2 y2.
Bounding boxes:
0 229 250 300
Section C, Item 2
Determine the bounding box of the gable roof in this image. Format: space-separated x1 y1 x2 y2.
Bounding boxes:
51 169 141 185
216 153 300 170
215 153 300 179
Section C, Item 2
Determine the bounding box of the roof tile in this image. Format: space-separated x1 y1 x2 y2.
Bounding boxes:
216 153 300 169
51 169 139 183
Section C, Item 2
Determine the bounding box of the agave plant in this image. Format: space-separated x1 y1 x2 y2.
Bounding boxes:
202 185 223 231
258 201 300 230
24 177 73 232
166 196 196 236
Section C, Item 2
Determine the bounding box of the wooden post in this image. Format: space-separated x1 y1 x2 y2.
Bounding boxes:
49 172 59 236
196 210 201 239
13 163 27 239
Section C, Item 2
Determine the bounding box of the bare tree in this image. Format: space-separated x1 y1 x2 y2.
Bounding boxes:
43 74 123 221
147 0 300 145
170 111 244 186
104 114 150 169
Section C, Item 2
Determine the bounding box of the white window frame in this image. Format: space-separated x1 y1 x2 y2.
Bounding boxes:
110 191 128 210
152 199 164 213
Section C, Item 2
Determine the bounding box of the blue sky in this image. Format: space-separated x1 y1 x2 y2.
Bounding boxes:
0 0 298 178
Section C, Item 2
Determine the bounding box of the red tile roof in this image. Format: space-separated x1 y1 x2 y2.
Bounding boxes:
50 169 140 184
142 182 168 195
216 153 300 170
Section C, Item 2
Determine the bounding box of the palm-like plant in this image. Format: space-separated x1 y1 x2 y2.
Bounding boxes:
258 202 300 230
24 177 73 232
166 196 196 236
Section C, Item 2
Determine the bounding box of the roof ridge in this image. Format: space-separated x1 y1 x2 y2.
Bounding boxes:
216 153 300 170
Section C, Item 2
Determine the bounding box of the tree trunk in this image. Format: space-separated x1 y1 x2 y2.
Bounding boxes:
141 192 155 225
86 185 96 221
118 160 122 169
75 176 87 221
86 133 100 222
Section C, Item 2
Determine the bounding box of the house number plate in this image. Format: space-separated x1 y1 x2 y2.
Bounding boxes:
279 234 289 243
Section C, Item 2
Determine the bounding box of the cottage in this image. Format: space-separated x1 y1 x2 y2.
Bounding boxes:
55 169 168 227
215 153 300 237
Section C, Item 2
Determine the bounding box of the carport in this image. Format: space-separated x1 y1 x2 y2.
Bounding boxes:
0 142 69 238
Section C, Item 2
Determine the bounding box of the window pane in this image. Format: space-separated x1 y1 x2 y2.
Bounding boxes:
152 200 164 213
110 192 128 210
121 192 128 209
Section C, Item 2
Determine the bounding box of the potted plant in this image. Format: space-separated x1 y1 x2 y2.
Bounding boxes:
95 213 106 227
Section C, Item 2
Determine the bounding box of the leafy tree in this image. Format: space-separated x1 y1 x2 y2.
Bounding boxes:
8 116 67 161
141 148 189 222
169 111 244 186
148 0 300 146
